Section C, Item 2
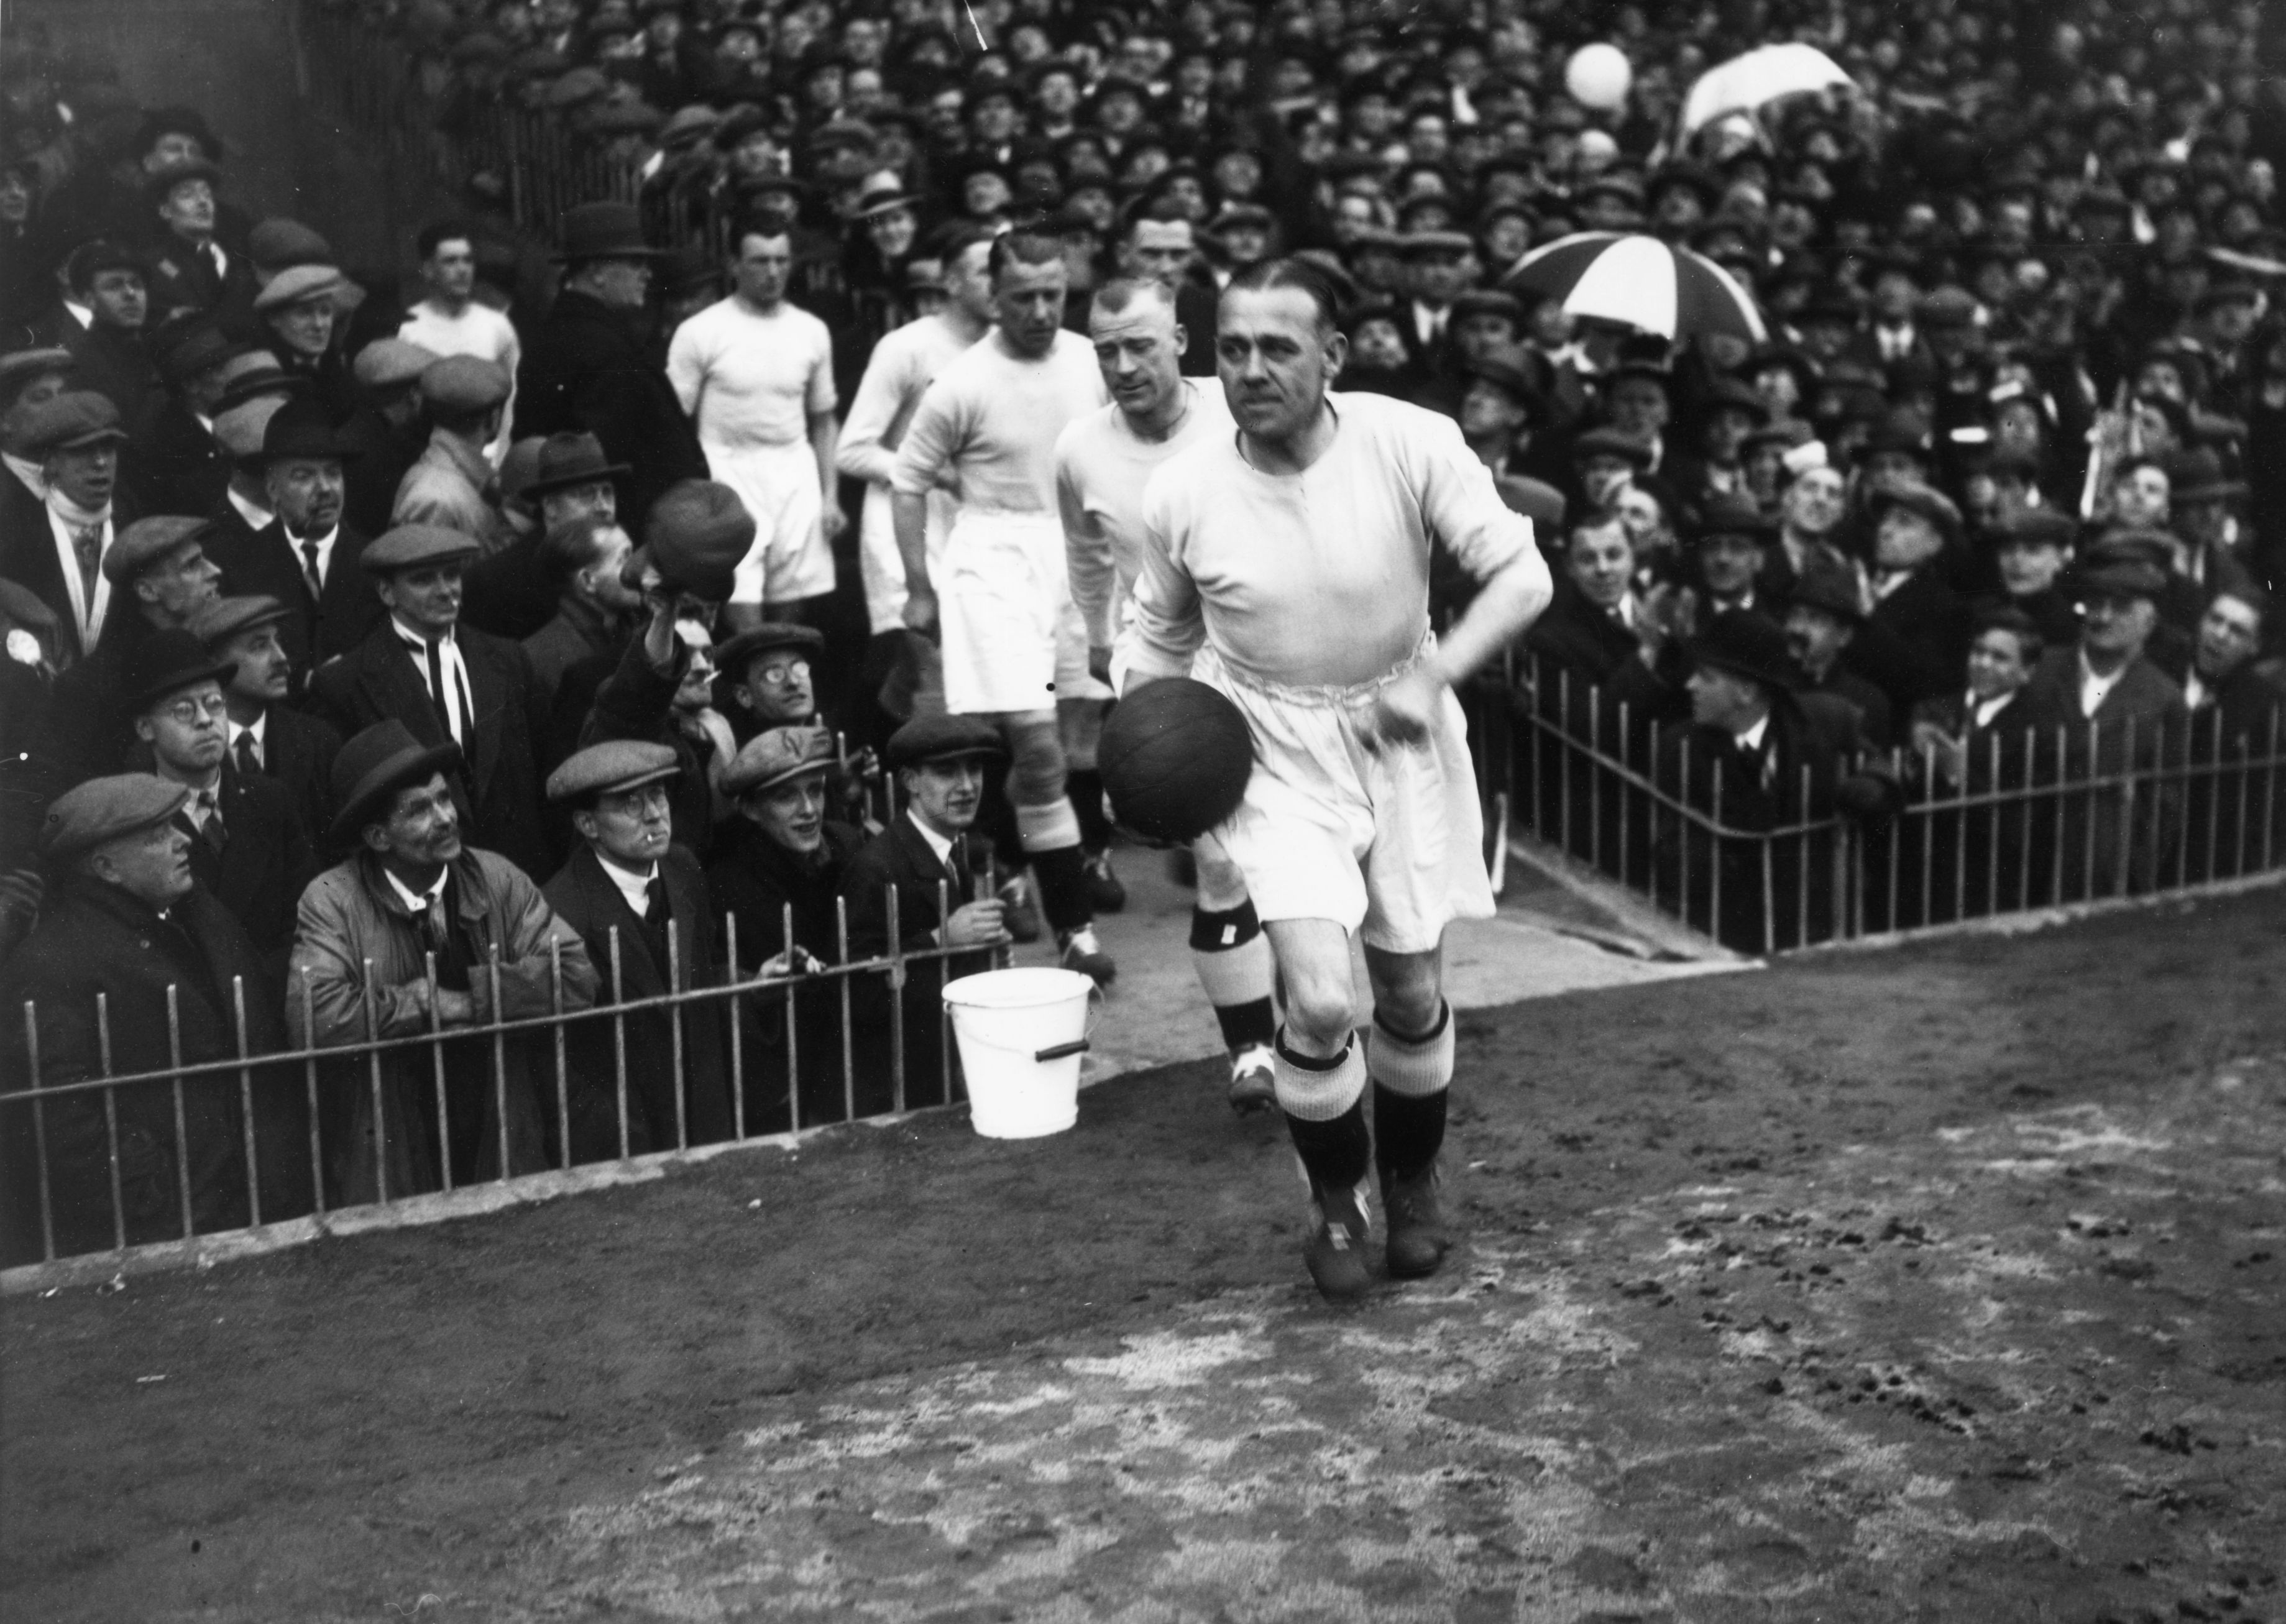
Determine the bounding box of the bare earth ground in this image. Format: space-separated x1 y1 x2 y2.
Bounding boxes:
4 892 2284 1622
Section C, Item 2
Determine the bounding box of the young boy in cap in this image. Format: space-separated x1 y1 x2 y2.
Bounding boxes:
190 594 343 838
125 628 314 979
542 739 731 1157
2 773 303 1258
289 720 596 1202
308 524 553 878
709 725 869 1127
0 391 134 663
841 713 1015 1107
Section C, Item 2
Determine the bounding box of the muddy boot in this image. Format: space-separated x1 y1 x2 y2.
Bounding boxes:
1380 1160 1451 1279
1303 1176 1373 1301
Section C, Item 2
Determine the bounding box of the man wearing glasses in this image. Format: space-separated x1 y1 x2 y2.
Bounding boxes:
124 628 314 984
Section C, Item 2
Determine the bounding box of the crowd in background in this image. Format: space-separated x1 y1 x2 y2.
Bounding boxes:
2 0 2285 1254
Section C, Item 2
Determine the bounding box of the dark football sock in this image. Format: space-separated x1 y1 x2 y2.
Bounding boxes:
1031 845 1094 933
1213 998 1277 1053
1283 1090 1372 1194
1068 768 1113 851
1373 1083 1448 1183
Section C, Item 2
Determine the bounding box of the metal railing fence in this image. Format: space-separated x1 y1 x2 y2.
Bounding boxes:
4 879 1008 1275
1477 649 2286 955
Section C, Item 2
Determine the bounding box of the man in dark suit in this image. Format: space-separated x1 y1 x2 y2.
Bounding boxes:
1904 608 2049 921
1782 552 1895 748
60 240 163 439
308 525 552 878
841 715 1014 1106
1865 482 1973 712
1653 611 1894 952
138 318 242 519
190 594 343 848
707 726 870 1131
201 396 381 680
1 773 308 1265
515 203 706 533
140 158 257 321
125 630 315 984
0 391 141 666
2170 588 2284 881
542 740 731 1159
1523 508 1671 743
337 338 437 542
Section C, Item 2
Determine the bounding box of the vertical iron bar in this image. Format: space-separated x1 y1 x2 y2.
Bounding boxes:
667 925 687 1152
609 927 630 1161
489 948 510 1181
551 937 571 1170
168 985 193 1241
1559 667 1573 856
301 970 326 1217
886 884 906 1116
1796 765 1810 948
726 911 746 1141
1951 742 1967 922
1589 686 1604 872
837 897 855 1122
98 994 125 1252
426 948 452 1195
2050 728 2067 905
782 901 800 1131
234 978 260 1229
24 1002 56 1262
937 878 955 1103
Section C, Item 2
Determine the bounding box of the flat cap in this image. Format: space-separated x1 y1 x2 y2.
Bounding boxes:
1399 229 1476 256
0 346 75 398
639 479 753 603
148 319 240 385
39 774 193 861
887 713 1006 770
246 217 334 268
1695 490 1777 539
1449 290 1523 324
1917 285 1980 328
2075 546 2168 599
1790 553 1865 622
546 739 681 804
1571 426 1654 467
189 593 293 647
1992 508 2077 552
1460 355 1542 411
720 725 836 797
1704 375 1771 421
352 337 441 390
420 354 512 412
19 391 127 456
1868 480 1964 549
252 263 345 314
214 395 288 460
717 622 824 676
363 524 480 574
103 515 213 584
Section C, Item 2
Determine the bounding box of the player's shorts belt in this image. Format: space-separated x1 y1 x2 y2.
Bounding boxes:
1208 630 1435 710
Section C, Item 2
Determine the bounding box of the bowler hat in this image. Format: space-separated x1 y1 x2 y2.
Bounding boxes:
1571 426 1653 469
328 719 464 847
2074 545 2167 600
211 352 306 415
556 200 663 263
149 319 240 386
1789 554 1864 622
1703 376 1771 422
633 479 753 603
144 156 222 200
1992 508 2076 553
1687 609 1799 692
190 594 293 648
122 628 235 715
717 622 825 679
545 739 681 805
255 396 361 463
522 431 631 498
39 774 193 861
362 525 479 575
720 726 836 797
887 713 1007 770
103 515 213 585
246 217 334 269
1868 482 1963 550
18 391 127 457
1459 355 1543 416
1695 491 1776 540
2170 446 2249 505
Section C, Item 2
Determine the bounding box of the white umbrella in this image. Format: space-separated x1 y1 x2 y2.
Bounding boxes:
1681 44 1854 136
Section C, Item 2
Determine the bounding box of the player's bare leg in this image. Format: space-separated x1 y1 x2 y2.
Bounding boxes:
1266 917 1376 1300
1362 941 1453 1279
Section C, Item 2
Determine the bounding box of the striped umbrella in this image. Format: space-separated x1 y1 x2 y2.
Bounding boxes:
1500 232 1767 343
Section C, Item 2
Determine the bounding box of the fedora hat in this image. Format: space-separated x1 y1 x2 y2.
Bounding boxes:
1687 608 1799 692
121 628 236 716
522 431 631 498
254 396 361 463
328 719 464 847
555 200 663 264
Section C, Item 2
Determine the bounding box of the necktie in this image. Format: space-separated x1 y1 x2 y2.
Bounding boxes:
234 730 262 777
418 897 450 957
947 835 970 894
300 536 324 600
643 876 669 922
198 790 226 852
71 523 101 604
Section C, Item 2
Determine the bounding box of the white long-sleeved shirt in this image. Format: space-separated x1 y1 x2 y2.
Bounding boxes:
1055 380 1232 650
666 296 836 453
400 299 521 458
889 329 1103 516
835 314 981 488
1123 391 1541 690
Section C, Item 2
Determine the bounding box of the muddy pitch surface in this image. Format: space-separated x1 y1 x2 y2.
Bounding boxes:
5 896 2283 1622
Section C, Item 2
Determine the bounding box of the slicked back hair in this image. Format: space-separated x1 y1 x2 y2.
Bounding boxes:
418 219 475 260
988 229 1065 284
1223 257 1342 333
1090 276 1176 320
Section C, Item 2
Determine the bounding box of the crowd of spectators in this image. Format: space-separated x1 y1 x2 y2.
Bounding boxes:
2 0 2285 1252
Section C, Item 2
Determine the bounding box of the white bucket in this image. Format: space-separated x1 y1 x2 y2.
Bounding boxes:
941 967 1099 1139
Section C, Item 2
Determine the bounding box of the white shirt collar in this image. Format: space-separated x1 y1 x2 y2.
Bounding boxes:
382 863 451 914
906 806 955 868
229 712 269 749
1971 690 2016 727
2182 669 2211 711
596 851 661 915
2077 649 2125 718
1734 713 1770 753
227 485 274 530
2 451 43 497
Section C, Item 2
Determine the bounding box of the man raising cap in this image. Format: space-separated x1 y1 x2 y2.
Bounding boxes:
2 773 305 1255
123 627 314 978
542 739 732 1158
289 720 595 1202
891 229 1117 984
308 523 551 878
1118 257 1554 1300
462 429 630 641
190 593 343 837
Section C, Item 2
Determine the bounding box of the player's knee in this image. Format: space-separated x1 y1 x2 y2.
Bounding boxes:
1374 979 1443 1040
1283 968 1356 1051
1004 718 1067 807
